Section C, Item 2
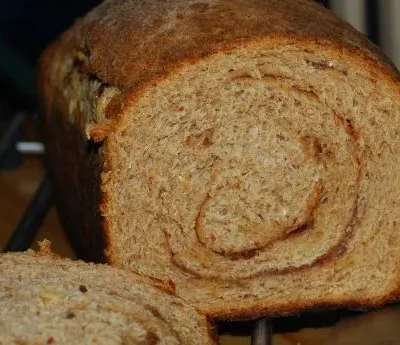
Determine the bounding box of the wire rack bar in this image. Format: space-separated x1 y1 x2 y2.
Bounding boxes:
4 176 52 253
252 318 273 345
0 112 27 163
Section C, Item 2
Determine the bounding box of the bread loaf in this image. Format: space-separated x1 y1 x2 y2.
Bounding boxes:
39 0 400 318
0 242 215 345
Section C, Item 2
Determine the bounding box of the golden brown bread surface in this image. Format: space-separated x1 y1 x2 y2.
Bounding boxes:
39 0 400 319
40 0 398 90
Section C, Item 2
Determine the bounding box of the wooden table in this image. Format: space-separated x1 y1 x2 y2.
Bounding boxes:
2 155 400 345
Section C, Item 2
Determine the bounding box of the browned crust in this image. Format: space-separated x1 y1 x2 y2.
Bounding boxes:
38 0 400 321
45 0 399 90
38 0 399 98
38 80 109 263
207 321 221 345
206 283 400 321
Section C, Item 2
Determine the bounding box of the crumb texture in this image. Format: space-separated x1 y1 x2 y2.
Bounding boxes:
39 0 400 318
104 42 400 316
0 251 214 345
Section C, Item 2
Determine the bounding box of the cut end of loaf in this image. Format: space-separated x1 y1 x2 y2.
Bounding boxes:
101 38 400 317
0 251 215 345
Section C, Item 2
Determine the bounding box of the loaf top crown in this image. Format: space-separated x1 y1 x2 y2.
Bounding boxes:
40 0 398 90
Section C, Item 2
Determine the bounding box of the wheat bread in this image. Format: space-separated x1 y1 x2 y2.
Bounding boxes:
39 0 400 318
0 242 215 345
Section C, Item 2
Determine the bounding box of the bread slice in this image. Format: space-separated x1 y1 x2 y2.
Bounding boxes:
0 242 215 345
39 0 400 319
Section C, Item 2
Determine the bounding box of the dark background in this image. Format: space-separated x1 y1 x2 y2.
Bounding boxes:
0 0 101 114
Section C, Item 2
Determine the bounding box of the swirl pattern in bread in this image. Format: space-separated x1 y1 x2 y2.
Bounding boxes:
39 0 400 318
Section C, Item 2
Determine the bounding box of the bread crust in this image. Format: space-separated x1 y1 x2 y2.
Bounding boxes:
41 0 399 90
42 107 108 263
38 0 400 319
207 288 400 321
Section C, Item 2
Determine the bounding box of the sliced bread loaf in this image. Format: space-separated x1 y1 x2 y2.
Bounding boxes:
39 0 400 318
0 242 215 345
